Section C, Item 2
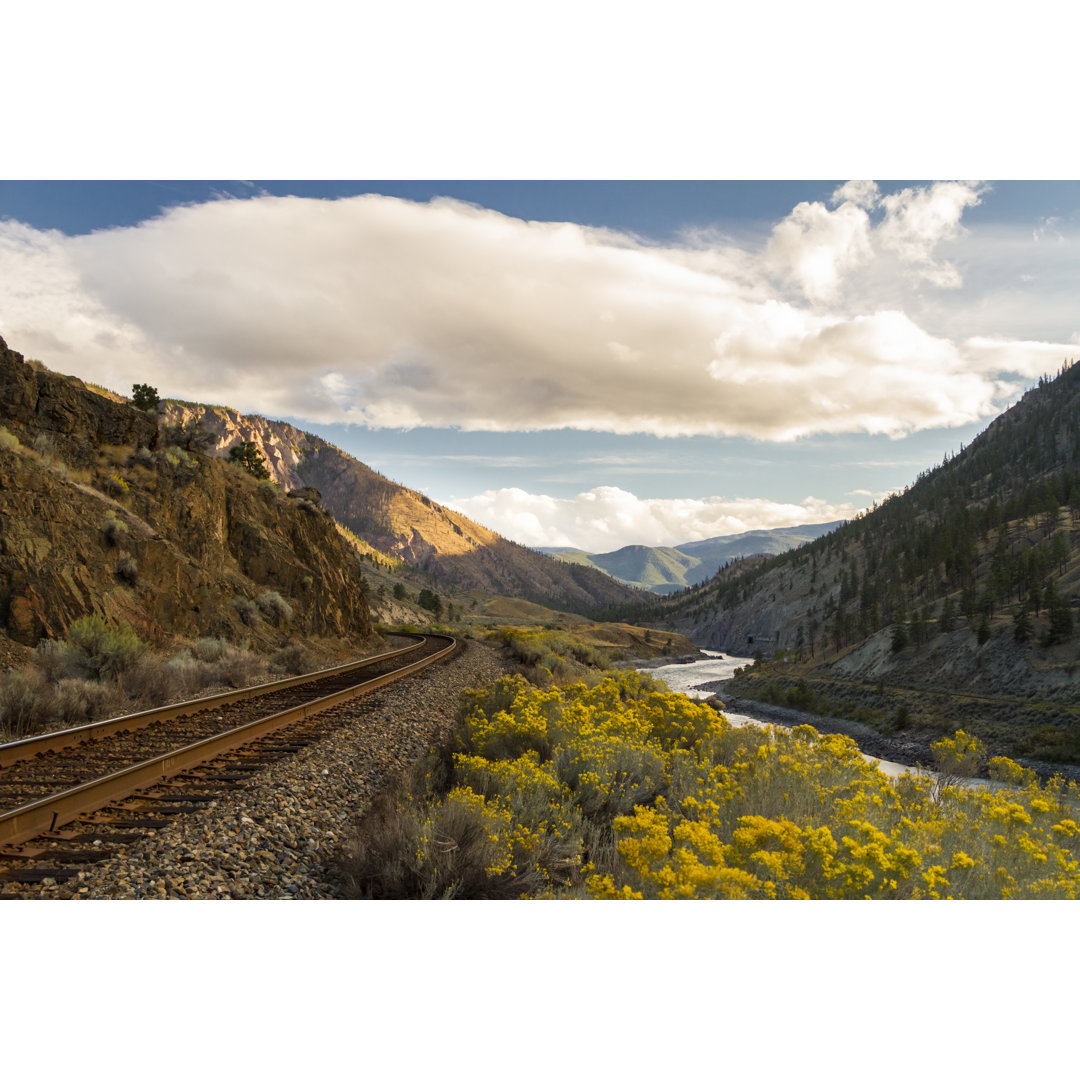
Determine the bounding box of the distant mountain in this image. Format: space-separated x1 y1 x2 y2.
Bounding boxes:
542 522 842 594
160 402 644 613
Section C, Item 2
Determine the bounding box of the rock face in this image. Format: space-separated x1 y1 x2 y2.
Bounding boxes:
0 337 372 654
161 402 644 612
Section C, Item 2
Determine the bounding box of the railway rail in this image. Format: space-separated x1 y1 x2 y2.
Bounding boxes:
0 632 459 892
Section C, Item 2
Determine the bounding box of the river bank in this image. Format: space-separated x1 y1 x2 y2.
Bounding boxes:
709 689 934 771
708 685 1080 785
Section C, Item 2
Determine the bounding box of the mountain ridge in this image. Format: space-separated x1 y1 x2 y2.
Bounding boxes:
541 521 843 593
159 402 644 613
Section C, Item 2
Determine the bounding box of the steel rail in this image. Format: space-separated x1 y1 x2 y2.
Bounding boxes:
0 633 429 769
0 634 460 849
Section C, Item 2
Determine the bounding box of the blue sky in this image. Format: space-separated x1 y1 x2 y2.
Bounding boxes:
2 179 1077 551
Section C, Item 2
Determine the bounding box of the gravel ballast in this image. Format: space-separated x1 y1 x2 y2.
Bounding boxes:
36 640 510 900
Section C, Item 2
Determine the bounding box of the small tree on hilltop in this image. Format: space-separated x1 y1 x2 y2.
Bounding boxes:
229 441 271 480
131 383 161 411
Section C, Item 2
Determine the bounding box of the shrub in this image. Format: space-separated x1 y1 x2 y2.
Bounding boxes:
271 642 311 675
103 473 130 497
930 729 988 795
51 614 147 681
256 590 293 626
51 678 123 726
214 645 266 687
341 672 1080 900
0 668 125 740
0 667 52 739
0 425 20 451
232 595 261 626
192 636 230 663
32 433 57 460
118 654 176 704
339 770 569 900
116 554 139 584
101 511 129 546
164 654 208 697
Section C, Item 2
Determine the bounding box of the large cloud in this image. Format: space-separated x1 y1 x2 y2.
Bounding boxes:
447 485 860 551
0 184 1071 440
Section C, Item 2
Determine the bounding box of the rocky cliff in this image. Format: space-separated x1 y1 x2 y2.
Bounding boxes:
0 337 372 662
160 402 644 612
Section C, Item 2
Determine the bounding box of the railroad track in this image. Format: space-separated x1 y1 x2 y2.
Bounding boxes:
0 632 459 894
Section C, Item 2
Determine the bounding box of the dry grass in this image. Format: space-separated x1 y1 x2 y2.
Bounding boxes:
0 626 289 742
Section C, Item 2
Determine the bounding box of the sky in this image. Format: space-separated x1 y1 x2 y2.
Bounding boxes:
2 178 1077 552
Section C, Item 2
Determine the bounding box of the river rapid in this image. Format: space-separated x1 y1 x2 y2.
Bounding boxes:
637 650 930 781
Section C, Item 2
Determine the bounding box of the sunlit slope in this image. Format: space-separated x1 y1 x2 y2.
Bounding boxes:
161 402 643 612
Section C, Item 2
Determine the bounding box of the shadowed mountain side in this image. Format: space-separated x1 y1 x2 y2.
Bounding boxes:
160 402 645 612
627 360 1080 767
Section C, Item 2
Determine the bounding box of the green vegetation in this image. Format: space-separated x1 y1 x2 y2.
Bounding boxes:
417 588 443 618
493 626 610 686
605 360 1080 650
339 674 1080 899
725 664 1080 761
228 440 271 480
130 383 161 411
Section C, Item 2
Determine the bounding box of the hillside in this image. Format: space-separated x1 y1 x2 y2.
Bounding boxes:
160 402 644 613
0 336 372 665
636 361 1080 766
544 521 842 593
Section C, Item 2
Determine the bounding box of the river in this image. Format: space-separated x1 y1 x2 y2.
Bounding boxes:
637 650 931 781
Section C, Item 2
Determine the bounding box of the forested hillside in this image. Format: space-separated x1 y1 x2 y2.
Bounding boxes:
623 361 1080 766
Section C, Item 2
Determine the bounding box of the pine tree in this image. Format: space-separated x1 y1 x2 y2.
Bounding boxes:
228 441 271 480
939 596 955 633
1044 580 1074 645
131 383 160 411
1013 603 1033 644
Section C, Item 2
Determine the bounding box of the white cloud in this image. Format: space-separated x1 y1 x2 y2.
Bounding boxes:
447 485 860 551
763 180 985 302
831 180 880 210
764 196 874 302
708 308 999 439
0 184 1069 443
877 181 984 286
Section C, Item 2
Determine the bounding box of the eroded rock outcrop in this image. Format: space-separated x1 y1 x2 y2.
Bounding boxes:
0 337 372 655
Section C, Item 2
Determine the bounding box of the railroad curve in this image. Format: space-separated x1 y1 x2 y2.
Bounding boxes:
0 633 458 865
